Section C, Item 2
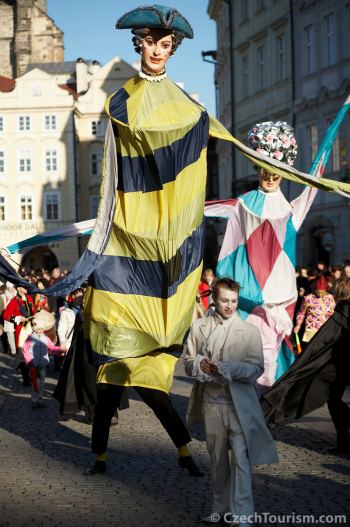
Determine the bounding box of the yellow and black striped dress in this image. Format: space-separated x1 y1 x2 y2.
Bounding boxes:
84 74 209 392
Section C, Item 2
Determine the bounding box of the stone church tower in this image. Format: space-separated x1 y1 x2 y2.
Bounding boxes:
0 0 64 78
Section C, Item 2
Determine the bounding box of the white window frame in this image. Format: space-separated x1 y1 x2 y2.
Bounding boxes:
90 195 99 218
91 120 103 136
44 114 57 131
257 45 266 90
0 150 4 173
277 33 286 81
19 195 33 221
307 123 318 166
328 117 340 173
0 196 5 221
18 115 31 132
305 25 316 75
240 0 249 22
90 147 103 178
18 149 32 173
325 13 336 66
241 55 249 97
31 83 43 97
45 148 58 172
44 191 61 221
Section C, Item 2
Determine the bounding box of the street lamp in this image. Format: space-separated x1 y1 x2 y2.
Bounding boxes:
202 50 218 116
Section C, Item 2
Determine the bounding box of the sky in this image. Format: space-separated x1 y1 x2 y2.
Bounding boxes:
47 0 217 114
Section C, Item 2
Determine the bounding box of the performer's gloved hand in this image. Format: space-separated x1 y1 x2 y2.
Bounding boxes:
200 358 213 374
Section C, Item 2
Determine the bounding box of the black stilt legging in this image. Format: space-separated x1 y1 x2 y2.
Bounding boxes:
91 383 191 455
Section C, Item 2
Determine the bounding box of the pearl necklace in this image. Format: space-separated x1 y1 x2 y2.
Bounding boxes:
138 69 167 82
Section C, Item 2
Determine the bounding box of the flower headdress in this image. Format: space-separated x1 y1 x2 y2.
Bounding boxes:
247 121 298 166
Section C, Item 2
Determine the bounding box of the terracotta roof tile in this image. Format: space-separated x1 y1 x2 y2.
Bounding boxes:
58 83 78 99
0 75 16 92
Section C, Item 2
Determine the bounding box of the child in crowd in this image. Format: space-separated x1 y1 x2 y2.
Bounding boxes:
22 310 66 408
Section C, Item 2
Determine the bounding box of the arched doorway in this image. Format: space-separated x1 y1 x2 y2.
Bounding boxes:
21 247 58 271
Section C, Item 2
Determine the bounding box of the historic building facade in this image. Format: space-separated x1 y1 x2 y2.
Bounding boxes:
208 0 350 265
208 0 293 197
0 65 78 270
0 55 136 270
292 0 350 265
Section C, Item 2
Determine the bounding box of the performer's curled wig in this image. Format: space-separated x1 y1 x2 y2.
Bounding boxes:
132 28 184 55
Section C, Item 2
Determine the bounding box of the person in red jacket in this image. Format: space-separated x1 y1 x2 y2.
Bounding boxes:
198 268 216 311
3 286 36 385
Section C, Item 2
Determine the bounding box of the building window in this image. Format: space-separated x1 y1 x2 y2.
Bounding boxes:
31 83 42 97
45 149 58 171
20 196 33 220
325 13 336 66
305 25 316 74
0 151 4 173
44 192 60 221
18 115 31 131
90 195 99 218
19 150 31 172
0 196 5 221
0 116 3 132
91 120 102 136
44 114 57 130
240 0 249 22
307 124 318 166
332 135 340 173
257 45 266 90
241 55 249 97
277 33 286 81
90 149 102 178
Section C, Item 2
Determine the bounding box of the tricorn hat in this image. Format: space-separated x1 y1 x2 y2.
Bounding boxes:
116 4 194 39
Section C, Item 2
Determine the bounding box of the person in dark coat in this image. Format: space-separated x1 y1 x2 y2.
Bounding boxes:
261 277 350 454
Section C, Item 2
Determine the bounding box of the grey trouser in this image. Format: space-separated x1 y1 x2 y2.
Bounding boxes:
204 401 254 519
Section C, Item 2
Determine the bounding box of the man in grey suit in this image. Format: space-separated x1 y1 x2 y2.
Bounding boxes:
183 278 278 525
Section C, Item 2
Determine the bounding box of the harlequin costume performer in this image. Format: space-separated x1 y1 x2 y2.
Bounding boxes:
205 122 319 394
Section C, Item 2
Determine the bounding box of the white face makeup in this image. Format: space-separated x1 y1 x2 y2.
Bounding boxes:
141 30 173 74
214 288 238 319
259 169 282 193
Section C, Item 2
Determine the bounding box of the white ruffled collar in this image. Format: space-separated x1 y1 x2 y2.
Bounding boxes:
138 69 167 82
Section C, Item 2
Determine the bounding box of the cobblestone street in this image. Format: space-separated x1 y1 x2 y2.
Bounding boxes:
0 351 349 527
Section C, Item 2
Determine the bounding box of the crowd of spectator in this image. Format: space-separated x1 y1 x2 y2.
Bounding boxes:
0 267 85 404
196 261 350 349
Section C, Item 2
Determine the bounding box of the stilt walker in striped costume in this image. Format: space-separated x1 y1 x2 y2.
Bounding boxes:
83 4 207 477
